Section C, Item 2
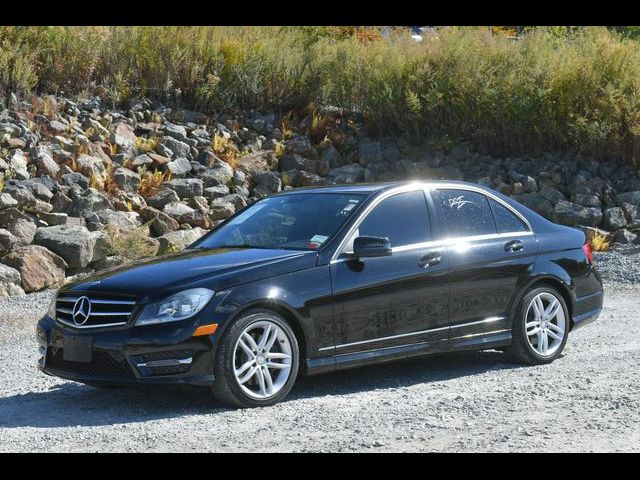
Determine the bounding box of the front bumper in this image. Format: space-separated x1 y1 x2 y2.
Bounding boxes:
36 315 220 386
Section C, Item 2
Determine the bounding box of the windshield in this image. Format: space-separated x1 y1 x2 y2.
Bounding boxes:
191 193 366 251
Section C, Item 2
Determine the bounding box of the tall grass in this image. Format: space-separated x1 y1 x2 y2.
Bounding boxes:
2 26 640 164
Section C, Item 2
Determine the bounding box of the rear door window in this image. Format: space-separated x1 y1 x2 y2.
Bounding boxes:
432 189 497 237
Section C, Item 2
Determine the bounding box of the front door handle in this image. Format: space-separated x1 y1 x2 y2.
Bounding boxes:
419 252 442 268
504 240 524 252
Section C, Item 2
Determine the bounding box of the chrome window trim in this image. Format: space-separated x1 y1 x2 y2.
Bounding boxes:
318 316 505 351
331 182 533 261
332 183 430 260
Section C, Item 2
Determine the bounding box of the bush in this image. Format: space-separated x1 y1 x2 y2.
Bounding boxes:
2 26 640 165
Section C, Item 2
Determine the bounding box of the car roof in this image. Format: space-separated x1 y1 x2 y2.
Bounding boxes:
277 180 490 196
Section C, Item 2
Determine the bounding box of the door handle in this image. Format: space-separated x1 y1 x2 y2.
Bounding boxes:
504 240 524 252
418 252 442 268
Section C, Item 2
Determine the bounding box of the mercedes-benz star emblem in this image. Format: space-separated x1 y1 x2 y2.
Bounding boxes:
72 296 91 326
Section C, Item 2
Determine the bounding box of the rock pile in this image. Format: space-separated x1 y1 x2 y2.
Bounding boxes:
0 95 638 297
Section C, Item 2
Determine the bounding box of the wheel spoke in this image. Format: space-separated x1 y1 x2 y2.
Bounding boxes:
547 329 563 341
548 322 563 333
257 325 272 350
242 332 259 352
256 368 267 396
262 367 274 394
265 328 279 351
266 361 289 369
266 352 290 360
528 327 541 336
526 321 539 331
540 331 549 354
533 297 544 320
237 339 254 358
238 365 258 384
546 300 561 320
235 359 254 377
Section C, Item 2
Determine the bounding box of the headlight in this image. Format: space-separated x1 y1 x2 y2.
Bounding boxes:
47 291 58 318
135 288 215 326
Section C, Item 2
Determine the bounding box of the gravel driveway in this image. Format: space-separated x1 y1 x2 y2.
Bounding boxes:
1 250 638 452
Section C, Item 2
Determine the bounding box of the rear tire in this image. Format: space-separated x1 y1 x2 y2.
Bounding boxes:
211 309 299 408
509 286 569 365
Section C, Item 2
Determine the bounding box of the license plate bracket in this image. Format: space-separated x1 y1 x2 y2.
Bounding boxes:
63 335 93 363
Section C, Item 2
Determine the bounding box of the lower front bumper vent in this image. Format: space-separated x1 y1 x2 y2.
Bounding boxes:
46 348 135 378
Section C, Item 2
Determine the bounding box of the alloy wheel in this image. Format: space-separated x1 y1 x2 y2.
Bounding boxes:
233 320 293 400
525 292 566 357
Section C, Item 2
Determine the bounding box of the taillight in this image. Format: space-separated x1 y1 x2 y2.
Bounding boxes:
583 242 594 265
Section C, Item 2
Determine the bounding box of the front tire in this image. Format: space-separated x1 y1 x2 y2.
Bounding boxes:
212 309 299 408
509 286 569 365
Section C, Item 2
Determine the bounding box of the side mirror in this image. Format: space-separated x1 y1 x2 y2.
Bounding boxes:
352 236 392 258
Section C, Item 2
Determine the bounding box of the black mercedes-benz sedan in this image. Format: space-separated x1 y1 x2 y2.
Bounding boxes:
36 181 604 407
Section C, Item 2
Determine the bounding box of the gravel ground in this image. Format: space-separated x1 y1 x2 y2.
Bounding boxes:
0 252 638 452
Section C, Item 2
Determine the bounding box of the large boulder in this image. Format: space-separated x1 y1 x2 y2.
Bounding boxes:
201 160 234 187
538 184 567 205
146 188 180 210
601 207 627 231
86 209 144 231
166 178 204 198
0 229 17 255
203 185 230 200
1 245 67 292
357 140 382 166
164 123 188 142
161 136 192 160
616 191 640 207
0 264 25 298
236 151 274 175
0 193 18 209
156 228 207 254
512 193 553 218
75 154 107 178
166 157 192 177
573 193 601 208
163 201 195 219
0 208 37 245
33 147 60 178
67 188 114 216
252 171 281 193
33 225 109 269
328 164 365 184
139 206 180 236
552 201 603 227
112 167 141 191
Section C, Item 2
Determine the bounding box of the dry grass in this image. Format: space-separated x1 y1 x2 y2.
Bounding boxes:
134 136 159 153
103 223 158 260
589 231 612 252
5 27 640 163
211 132 239 167
137 167 171 197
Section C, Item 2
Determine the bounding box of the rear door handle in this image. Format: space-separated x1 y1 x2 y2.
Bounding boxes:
504 240 524 252
418 252 442 268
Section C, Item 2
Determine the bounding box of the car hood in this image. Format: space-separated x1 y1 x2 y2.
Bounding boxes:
63 247 318 301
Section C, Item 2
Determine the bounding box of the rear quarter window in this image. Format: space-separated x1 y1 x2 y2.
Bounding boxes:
490 199 529 233
432 189 496 237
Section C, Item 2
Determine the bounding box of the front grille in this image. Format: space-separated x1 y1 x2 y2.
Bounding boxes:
56 293 136 329
47 348 134 378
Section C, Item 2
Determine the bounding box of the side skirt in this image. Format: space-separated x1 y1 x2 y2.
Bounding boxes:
305 330 512 375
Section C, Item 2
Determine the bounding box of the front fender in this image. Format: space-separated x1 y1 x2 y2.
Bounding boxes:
210 265 334 361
